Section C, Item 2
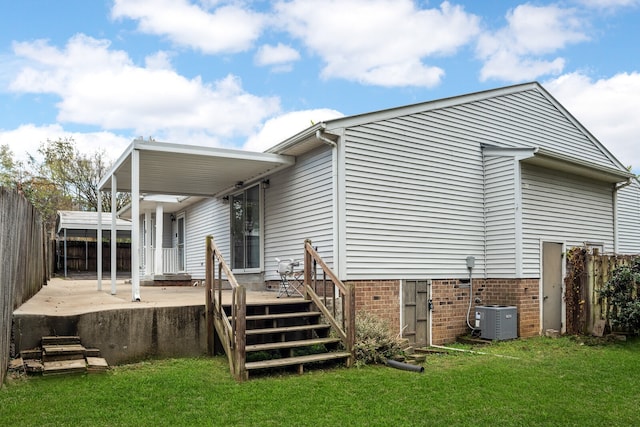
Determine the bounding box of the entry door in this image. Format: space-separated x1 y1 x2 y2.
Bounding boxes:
542 242 563 331
177 214 185 272
403 280 430 346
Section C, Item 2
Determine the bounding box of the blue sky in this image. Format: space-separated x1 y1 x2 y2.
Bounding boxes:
1 0 639 172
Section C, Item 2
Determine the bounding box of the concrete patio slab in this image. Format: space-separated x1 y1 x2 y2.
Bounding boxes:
14 277 293 316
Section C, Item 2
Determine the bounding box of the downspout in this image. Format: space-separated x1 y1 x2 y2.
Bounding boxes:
316 127 340 282
481 148 488 280
613 178 632 253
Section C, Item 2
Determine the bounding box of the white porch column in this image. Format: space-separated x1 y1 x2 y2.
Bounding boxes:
97 189 102 291
131 149 141 301
154 203 164 276
111 174 118 295
144 210 152 276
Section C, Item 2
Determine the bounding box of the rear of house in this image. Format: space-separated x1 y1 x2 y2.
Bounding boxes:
126 82 640 345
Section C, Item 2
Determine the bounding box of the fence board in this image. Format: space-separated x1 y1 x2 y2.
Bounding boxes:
0 187 48 383
565 247 638 334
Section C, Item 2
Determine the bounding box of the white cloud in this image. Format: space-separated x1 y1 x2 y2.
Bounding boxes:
9 34 281 138
544 72 640 172
111 0 266 54
254 43 300 70
576 0 640 9
243 109 344 152
477 4 589 82
274 0 480 87
0 123 131 164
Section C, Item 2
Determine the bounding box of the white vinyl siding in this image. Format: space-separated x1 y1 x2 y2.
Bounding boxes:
342 116 485 280
436 90 618 169
617 180 640 254
484 155 517 277
521 164 614 277
184 198 229 279
264 146 334 281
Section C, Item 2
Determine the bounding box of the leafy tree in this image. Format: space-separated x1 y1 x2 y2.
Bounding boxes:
599 258 640 334
35 138 129 213
1 139 130 234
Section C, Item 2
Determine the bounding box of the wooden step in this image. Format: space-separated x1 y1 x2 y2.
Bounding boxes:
86 357 109 373
245 337 341 353
85 348 102 358
20 348 42 360
42 336 81 346
43 359 86 376
237 311 322 322
245 324 330 336
245 351 351 371
42 344 86 362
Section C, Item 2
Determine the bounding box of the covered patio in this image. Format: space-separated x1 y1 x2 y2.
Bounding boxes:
56 210 131 277
97 139 294 301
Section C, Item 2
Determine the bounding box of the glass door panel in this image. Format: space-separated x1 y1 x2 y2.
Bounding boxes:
231 185 260 271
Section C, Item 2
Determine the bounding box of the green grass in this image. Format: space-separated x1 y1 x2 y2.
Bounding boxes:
2 336 640 426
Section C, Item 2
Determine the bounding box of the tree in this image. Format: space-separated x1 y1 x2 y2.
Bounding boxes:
1 139 130 234
35 138 130 213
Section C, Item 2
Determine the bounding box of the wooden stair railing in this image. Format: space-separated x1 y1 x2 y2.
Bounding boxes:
303 240 355 367
205 237 354 381
205 236 247 381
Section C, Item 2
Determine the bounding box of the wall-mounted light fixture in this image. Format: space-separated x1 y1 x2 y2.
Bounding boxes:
261 179 270 189
222 196 229 204
170 214 176 222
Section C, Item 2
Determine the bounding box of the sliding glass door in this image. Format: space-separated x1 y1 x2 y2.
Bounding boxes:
230 185 260 271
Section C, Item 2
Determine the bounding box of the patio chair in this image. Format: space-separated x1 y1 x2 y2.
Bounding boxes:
275 258 304 298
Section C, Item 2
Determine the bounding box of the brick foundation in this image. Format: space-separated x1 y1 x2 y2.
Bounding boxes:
346 278 540 346
348 280 401 334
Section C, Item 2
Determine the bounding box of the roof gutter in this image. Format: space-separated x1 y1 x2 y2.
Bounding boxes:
315 126 337 148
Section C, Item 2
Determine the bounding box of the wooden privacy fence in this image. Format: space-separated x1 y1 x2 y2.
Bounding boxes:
0 187 48 383
56 240 131 274
565 246 638 335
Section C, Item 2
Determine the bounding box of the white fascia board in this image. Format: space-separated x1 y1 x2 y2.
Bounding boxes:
98 139 135 190
135 140 294 165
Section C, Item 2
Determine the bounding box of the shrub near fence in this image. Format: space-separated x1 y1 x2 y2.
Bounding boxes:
565 247 638 335
0 187 48 384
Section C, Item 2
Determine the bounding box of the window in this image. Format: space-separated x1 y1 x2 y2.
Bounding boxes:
230 185 261 271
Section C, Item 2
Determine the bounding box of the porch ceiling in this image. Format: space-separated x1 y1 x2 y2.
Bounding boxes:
99 140 295 197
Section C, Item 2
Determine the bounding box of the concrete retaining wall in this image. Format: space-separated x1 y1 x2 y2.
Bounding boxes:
12 305 207 365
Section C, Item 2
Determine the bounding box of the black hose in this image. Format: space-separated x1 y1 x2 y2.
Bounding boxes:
385 359 424 373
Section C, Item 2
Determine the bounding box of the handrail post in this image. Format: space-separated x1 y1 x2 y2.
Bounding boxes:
345 283 356 367
235 287 247 381
205 236 214 356
304 239 312 299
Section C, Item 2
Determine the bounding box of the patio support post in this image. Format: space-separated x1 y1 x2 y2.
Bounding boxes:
154 203 164 276
111 174 118 295
63 228 67 278
144 210 152 276
97 189 102 291
131 148 141 301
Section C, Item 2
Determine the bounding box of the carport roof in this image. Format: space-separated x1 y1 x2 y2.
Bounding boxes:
56 210 131 239
98 140 295 197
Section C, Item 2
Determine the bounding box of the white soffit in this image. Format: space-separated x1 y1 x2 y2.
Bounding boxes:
99 141 295 196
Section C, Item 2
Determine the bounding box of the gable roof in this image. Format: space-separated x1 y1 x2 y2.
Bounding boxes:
267 82 631 182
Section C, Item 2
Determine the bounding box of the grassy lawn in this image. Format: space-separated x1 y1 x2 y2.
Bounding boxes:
2 336 639 426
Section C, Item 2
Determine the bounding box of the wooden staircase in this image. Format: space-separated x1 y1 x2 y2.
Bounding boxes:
206 237 355 381
237 299 350 376
18 336 109 376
